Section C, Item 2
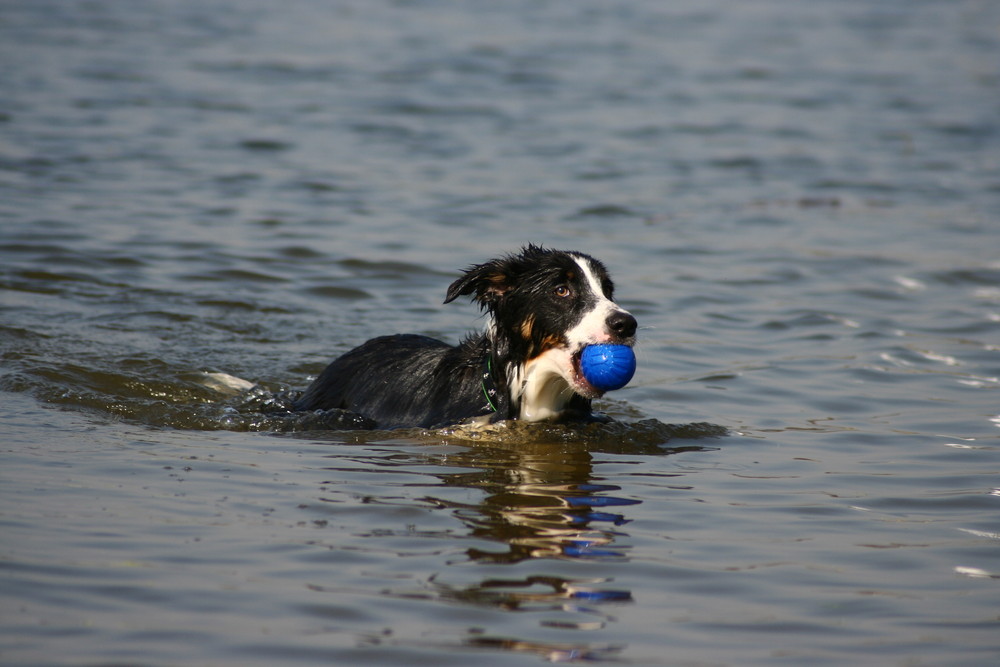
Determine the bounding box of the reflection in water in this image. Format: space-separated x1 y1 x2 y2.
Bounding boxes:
411 429 715 662
466 634 626 663
301 419 721 661
442 446 639 564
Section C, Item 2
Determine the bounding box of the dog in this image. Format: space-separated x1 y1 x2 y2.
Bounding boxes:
293 245 637 429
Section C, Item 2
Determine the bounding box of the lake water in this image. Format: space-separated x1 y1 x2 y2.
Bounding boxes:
2 0 999 664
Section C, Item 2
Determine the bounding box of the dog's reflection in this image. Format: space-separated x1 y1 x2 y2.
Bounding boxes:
425 441 641 660
431 422 717 566
310 420 719 662
438 444 638 563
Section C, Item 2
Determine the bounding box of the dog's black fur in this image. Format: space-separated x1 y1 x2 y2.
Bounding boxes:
293 245 637 429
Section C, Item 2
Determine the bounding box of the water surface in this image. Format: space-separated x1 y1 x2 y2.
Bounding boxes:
2 0 998 664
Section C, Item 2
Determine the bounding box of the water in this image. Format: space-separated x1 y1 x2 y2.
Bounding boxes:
2 0 998 664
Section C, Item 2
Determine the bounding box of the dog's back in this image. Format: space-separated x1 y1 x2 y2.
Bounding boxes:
293 334 488 429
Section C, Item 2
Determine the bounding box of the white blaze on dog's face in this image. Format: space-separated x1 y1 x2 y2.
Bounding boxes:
566 253 632 348
511 252 637 421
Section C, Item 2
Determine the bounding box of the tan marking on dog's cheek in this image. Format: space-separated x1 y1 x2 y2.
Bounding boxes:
519 314 536 341
523 333 568 363
540 334 565 351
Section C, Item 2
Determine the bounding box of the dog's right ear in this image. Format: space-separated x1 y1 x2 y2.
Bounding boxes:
444 259 515 307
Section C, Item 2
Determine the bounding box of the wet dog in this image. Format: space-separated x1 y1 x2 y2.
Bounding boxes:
293 245 637 428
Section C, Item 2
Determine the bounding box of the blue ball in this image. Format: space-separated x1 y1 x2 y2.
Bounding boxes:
579 344 636 392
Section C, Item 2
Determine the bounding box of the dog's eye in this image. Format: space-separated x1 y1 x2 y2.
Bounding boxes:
554 285 572 298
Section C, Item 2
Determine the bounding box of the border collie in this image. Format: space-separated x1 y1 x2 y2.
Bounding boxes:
293 245 637 429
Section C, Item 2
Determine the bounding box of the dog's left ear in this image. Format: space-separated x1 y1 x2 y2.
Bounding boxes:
444 259 515 307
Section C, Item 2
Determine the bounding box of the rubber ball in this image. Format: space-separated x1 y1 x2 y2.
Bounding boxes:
579 344 636 391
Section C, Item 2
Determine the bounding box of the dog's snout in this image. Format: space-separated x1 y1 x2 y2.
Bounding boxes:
607 310 637 339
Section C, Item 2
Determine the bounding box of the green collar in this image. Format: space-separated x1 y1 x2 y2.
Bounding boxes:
480 356 499 413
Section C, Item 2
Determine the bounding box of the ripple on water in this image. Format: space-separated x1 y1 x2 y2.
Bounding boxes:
2 0 1000 664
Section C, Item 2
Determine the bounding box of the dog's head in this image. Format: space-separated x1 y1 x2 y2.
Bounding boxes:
445 245 637 420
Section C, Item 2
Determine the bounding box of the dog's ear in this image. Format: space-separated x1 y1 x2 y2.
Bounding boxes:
444 259 515 307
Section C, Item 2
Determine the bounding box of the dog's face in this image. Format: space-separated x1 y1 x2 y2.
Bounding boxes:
446 245 637 420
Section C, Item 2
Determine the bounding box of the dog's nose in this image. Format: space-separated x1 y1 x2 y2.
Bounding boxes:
607 310 637 339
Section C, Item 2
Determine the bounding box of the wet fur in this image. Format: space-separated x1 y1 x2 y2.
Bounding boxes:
293 245 637 429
